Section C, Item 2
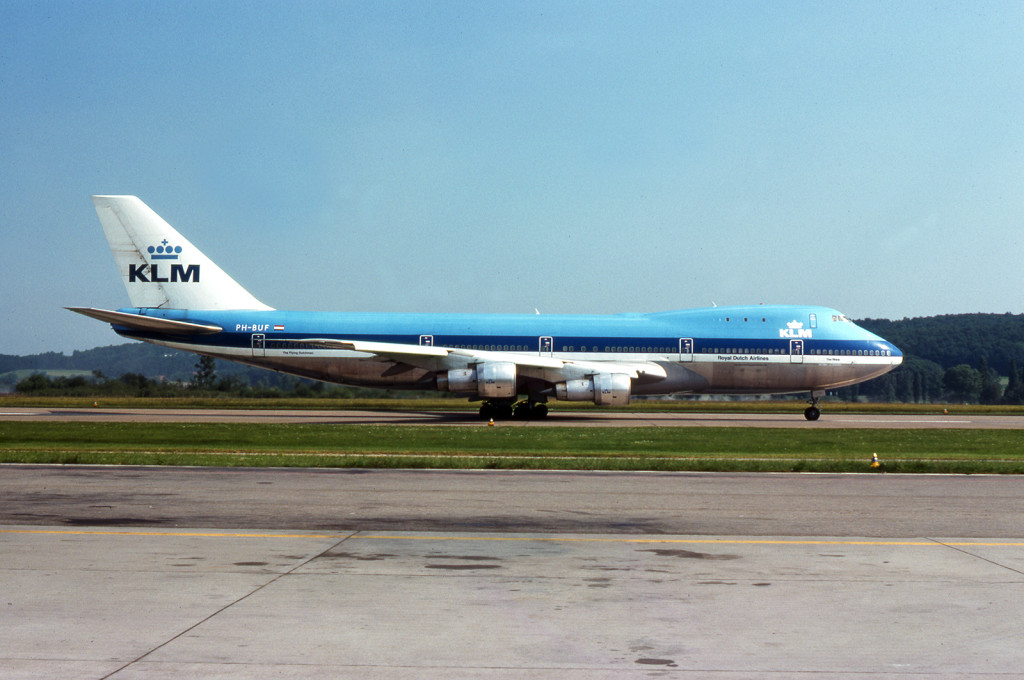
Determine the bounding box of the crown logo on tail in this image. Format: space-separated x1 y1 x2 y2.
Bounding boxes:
148 239 182 260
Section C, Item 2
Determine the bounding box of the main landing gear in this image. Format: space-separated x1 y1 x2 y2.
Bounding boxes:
804 390 825 421
478 400 548 420
514 401 548 420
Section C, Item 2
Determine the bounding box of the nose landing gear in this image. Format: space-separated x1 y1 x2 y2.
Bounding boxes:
804 390 825 421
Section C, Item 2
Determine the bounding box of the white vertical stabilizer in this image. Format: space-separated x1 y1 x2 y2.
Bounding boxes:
92 195 272 310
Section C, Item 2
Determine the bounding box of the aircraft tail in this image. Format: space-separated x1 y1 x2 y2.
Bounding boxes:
92 195 272 311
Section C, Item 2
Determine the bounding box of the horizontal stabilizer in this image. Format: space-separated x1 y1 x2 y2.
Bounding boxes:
66 307 223 335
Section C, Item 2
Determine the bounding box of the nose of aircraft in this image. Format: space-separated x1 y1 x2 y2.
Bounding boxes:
887 341 904 363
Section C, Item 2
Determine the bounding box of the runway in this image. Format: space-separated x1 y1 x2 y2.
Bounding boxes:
3 467 1024 677
3 406 1023 428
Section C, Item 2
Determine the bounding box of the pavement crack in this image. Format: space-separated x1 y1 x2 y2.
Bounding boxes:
928 537 1024 577
98 531 360 680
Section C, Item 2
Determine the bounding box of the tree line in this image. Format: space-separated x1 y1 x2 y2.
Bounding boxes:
13 357 424 399
836 355 1024 404
839 314 1024 404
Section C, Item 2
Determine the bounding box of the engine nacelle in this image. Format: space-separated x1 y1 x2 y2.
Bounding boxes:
437 362 517 398
555 379 595 402
477 362 517 398
437 368 478 393
555 373 631 406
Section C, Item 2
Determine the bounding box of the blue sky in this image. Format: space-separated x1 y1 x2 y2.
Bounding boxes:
2 1 1023 355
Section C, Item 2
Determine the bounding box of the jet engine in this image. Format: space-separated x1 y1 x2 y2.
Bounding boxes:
554 373 631 406
437 362 517 398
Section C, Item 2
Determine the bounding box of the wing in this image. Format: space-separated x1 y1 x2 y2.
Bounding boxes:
282 337 667 383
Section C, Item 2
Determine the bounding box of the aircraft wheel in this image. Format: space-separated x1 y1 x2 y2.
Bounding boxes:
804 406 821 421
513 401 549 419
481 401 515 420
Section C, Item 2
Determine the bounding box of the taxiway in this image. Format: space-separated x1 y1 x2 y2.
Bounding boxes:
2 406 1021 428
2 467 1024 677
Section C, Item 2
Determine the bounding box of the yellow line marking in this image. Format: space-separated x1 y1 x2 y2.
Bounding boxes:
0 528 342 539
353 535 1024 547
1 527 1023 547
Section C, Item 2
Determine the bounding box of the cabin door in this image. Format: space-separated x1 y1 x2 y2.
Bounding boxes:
252 333 266 357
789 339 804 364
679 338 694 362
539 336 553 357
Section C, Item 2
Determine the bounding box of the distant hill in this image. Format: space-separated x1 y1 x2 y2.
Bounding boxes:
0 343 196 383
0 342 293 390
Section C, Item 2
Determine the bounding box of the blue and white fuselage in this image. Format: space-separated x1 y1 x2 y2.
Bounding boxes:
70 197 902 420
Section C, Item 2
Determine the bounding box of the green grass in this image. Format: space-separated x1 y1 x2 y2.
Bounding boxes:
3 421 1024 473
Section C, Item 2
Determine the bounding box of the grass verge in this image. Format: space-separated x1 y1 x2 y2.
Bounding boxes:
3 422 1024 473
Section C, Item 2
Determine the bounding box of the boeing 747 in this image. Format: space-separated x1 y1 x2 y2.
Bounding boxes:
70 196 902 420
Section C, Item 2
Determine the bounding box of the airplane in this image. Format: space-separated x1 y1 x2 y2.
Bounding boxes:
69 196 902 420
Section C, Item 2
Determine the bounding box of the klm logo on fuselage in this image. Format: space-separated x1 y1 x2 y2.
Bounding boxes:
779 320 812 339
129 242 199 282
